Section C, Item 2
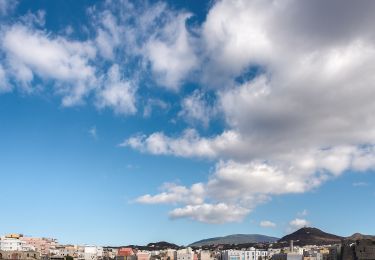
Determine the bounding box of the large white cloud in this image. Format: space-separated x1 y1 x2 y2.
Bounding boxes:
125 0 375 223
1 24 97 105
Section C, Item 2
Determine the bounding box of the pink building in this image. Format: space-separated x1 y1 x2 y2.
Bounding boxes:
20 237 57 256
137 252 151 260
118 248 134 257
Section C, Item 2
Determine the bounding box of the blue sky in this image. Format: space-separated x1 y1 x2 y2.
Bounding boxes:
1 0 375 246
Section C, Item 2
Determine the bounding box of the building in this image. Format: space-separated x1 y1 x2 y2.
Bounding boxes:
303 252 322 260
103 248 118 259
198 250 213 260
272 253 303 260
117 248 136 260
222 249 268 260
0 250 40 259
0 237 35 252
84 245 103 260
137 251 151 260
355 240 375 260
177 248 194 260
20 237 58 256
162 249 177 260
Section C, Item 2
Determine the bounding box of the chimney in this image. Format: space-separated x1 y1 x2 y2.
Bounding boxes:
290 240 294 253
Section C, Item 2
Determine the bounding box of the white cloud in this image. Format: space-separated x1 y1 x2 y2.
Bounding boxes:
95 11 122 60
288 218 310 232
95 64 137 115
126 0 375 223
143 98 169 118
91 1 198 91
89 126 97 140
178 90 215 127
1 24 97 105
260 220 276 228
20 10 46 27
0 64 10 92
122 129 242 158
297 209 308 217
145 12 198 90
135 182 205 205
352 182 369 187
169 203 250 224
200 0 273 86
0 0 17 16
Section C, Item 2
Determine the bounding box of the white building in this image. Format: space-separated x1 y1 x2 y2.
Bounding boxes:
177 248 195 260
84 245 103 260
0 238 35 251
222 249 268 260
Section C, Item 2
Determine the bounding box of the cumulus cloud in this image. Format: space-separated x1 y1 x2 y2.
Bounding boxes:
260 220 276 228
145 12 198 90
126 0 375 223
94 11 122 60
1 24 97 105
122 129 244 158
91 0 198 91
135 182 205 205
0 0 200 114
169 203 250 224
178 90 215 127
96 64 137 115
143 98 169 118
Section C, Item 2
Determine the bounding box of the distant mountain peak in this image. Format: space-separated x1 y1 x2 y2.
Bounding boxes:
279 227 343 246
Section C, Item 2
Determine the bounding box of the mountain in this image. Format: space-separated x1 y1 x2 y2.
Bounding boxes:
279 227 343 246
146 241 180 249
190 234 279 247
346 233 375 241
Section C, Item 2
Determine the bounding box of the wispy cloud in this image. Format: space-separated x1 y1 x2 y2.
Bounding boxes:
89 126 98 140
297 209 308 217
353 182 370 187
260 220 276 228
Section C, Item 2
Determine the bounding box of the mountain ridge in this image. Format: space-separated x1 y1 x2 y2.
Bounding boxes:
189 234 279 247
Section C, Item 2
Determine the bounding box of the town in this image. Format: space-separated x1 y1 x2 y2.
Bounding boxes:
0 228 374 260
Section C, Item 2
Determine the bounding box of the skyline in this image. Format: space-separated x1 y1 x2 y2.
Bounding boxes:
1 0 375 246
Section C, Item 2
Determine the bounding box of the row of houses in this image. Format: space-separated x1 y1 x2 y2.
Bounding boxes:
1 233 375 260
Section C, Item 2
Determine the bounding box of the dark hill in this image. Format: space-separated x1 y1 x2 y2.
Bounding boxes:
346 233 375 241
146 241 180 250
190 234 279 247
279 227 343 246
